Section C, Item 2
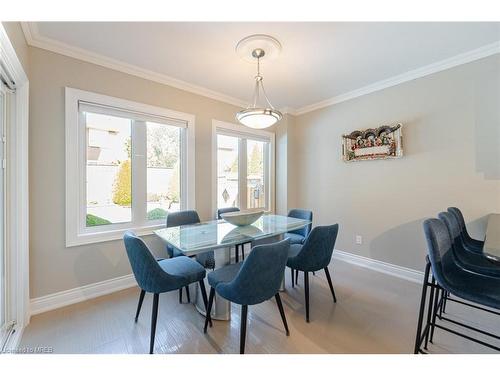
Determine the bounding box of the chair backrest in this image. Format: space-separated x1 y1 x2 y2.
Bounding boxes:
438 211 493 272
166 210 200 228
447 207 465 231
165 210 201 258
123 231 175 293
295 224 339 271
438 212 461 243
216 239 290 305
217 207 240 220
287 209 313 238
447 207 473 243
422 218 457 290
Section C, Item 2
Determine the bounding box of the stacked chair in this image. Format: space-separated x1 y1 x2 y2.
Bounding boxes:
414 207 500 354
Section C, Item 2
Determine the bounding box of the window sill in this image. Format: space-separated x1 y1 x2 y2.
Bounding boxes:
66 222 165 248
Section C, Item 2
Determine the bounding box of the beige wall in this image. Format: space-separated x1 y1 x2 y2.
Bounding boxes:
28 46 265 298
293 54 500 271
11 20 500 297
2 22 30 75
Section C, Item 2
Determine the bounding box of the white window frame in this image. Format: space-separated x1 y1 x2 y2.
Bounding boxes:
65 88 195 247
212 119 275 218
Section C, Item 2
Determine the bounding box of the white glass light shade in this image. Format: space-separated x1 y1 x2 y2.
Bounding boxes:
236 108 282 129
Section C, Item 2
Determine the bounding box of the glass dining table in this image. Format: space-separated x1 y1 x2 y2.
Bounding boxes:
484 213 500 264
154 214 311 320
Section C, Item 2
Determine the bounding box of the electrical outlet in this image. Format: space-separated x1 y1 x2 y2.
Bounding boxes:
355 235 363 245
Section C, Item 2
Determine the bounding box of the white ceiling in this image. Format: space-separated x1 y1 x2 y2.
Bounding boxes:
25 22 500 112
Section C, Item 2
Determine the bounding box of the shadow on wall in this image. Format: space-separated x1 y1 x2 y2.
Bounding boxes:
474 64 500 180
464 215 489 242
370 215 489 272
370 218 428 272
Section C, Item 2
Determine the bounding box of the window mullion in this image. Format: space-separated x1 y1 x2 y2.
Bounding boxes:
264 142 270 211
132 120 147 227
239 138 247 210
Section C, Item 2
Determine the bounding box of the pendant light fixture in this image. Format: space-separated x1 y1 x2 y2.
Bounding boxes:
236 35 283 129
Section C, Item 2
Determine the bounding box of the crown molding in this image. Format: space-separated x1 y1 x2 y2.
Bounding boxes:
294 41 500 115
21 22 248 109
21 22 500 117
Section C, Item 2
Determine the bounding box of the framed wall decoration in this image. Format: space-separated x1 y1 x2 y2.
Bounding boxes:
342 123 403 162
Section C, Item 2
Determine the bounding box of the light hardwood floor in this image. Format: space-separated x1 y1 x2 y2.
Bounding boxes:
20 260 498 354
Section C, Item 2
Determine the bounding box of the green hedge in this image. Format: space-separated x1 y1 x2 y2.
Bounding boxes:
86 214 111 227
147 208 168 220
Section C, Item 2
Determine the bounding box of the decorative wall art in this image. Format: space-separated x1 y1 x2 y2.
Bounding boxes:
342 123 403 162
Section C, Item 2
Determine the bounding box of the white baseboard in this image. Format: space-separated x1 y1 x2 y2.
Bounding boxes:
333 250 424 284
30 274 137 316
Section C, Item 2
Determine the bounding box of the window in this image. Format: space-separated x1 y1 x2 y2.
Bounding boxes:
213 120 274 216
66 88 195 246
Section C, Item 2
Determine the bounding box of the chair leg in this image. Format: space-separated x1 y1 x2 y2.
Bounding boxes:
149 293 159 354
296 269 299 285
304 271 310 322
135 289 146 322
275 293 290 336
179 288 183 303
241 244 245 260
324 267 337 303
312 271 315 276
185 286 191 303
413 261 431 354
429 282 440 344
291 268 295 288
199 280 212 327
235 245 239 263
424 276 436 349
204 287 215 333
240 305 248 354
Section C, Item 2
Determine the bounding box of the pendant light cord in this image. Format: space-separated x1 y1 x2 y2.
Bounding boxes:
251 55 275 110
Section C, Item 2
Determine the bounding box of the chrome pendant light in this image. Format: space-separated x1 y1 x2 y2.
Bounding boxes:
236 35 282 129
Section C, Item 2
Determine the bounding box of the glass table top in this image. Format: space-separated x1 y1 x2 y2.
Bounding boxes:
154 214 311 256
484 213 500 263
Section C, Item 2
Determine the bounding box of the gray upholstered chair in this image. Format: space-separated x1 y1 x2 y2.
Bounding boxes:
438 212 500 277
203 239 290 354
166 210 215 303
285 209 313 285
123 231 211 354
287 224 339 322
447 207 484 253
414 219 500 353
285 209 313 245
217 207 247 262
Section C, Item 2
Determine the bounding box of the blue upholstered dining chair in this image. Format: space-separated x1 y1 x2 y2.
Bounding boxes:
438 212 500 277
414 219 500 353
166 210 215 303
123 231 211 354
287 224 339 322
285 209 313 245
217 207 246 262
203 239 291 354
447 207 484 254
285 209 313 285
